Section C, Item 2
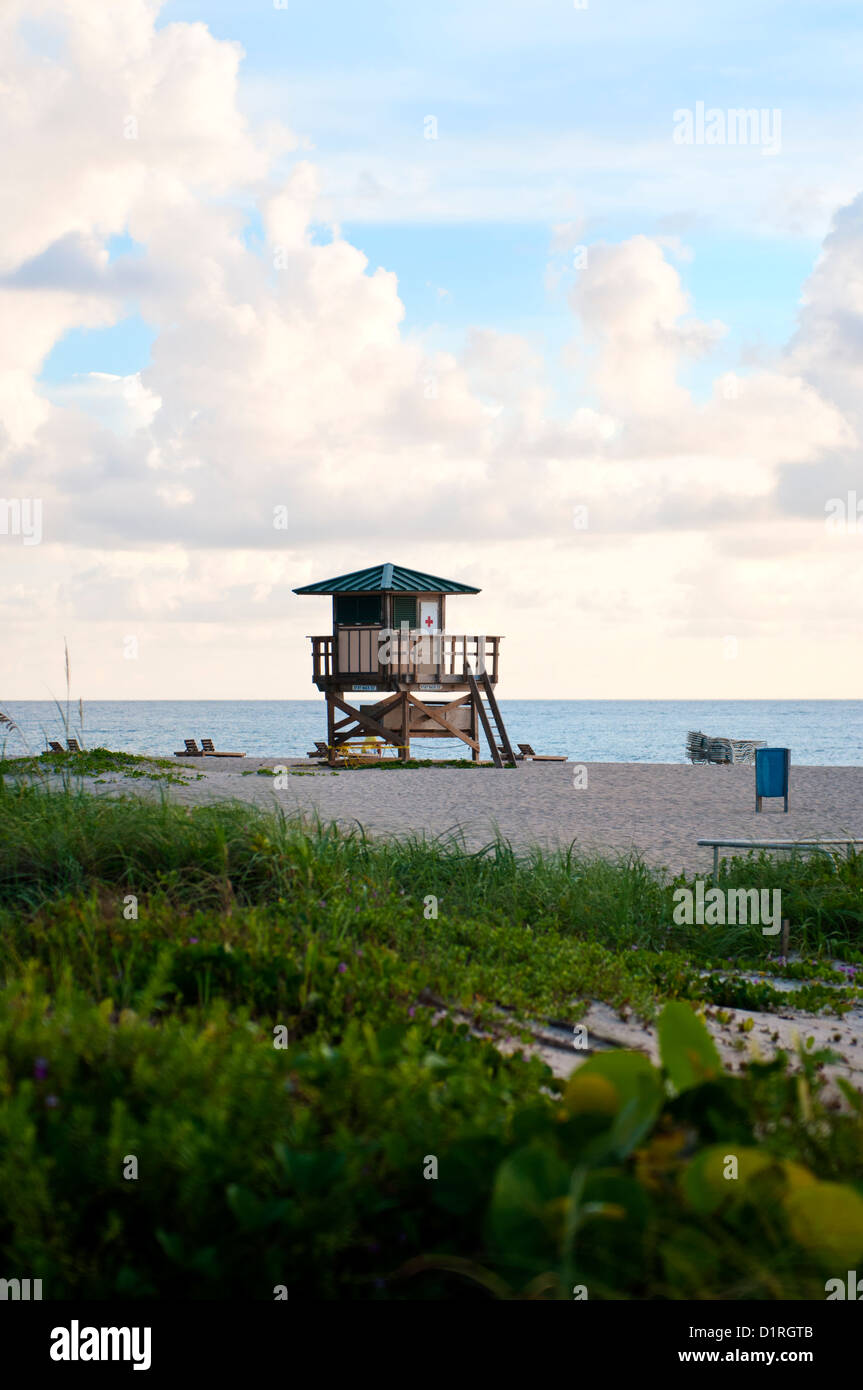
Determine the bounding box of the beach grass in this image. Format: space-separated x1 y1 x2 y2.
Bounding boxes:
0 746 201 785
2 778 863 1299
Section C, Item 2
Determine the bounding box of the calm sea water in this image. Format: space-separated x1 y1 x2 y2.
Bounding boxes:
2 700 862 765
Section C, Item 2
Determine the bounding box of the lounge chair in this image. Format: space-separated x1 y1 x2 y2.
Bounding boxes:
200 737 245 758
306 741 330 760
517 743 568 762
48 741 64 753
66 738 81 753
174 738 203 757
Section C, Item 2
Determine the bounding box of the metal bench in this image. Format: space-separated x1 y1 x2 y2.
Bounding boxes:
698 837 863 883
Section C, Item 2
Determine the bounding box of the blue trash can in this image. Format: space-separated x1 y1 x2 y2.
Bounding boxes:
755 747 790 812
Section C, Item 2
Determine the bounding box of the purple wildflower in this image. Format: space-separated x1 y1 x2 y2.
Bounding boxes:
189 937 199 944
408 1007 415 1018
33 1057 48 1081
338 962 347 974
45 1095 59 1108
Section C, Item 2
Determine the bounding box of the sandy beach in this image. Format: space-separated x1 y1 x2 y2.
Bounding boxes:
78 757 863 876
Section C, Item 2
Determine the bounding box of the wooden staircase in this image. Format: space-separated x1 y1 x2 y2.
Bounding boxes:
467 669 517 768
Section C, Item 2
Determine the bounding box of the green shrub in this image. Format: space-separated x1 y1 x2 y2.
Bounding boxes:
1 782 863 1299
1 976 861 1299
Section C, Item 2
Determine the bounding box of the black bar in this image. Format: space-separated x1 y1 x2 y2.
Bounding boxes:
0 1298 857 1375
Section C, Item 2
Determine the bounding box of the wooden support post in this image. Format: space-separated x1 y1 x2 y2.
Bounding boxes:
401 691 410 762
326 692 336 764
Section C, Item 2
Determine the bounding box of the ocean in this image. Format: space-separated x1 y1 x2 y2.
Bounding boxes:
1 700 861 765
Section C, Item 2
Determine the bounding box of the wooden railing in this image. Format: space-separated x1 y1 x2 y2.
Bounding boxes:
309 631 500 686
310 635 335 681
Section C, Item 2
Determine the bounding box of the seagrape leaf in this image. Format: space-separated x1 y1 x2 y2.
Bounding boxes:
487 1141 572 1260
783 1183 863 1265
562 1071 619 1118
657 1001 721 1093
683 1145 816 1215
563 1052 664 1158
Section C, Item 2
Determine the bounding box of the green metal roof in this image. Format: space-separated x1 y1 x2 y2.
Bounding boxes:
293 563 480 596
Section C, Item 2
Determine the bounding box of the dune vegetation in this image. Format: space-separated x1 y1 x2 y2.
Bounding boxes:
1 770 863 1299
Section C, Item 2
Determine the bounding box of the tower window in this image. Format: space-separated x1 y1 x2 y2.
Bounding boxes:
334 594 382 625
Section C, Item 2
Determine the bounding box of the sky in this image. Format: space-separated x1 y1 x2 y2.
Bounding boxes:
2 0 863 699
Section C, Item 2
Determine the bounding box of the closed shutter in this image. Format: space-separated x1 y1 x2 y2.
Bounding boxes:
392 595 417 629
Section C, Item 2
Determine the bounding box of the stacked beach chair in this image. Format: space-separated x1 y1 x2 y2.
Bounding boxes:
686 731 766 765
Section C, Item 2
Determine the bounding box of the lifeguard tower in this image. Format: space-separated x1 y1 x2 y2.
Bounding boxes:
293 562 517 765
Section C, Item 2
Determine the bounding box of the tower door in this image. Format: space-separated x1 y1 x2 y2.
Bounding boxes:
419 599 440 633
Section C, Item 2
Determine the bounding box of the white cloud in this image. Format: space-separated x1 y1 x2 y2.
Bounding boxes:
568 235 727 417
41 372 161 435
